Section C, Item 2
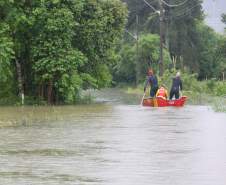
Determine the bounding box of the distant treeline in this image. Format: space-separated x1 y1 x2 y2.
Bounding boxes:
115 0 226 83
0 0 226 105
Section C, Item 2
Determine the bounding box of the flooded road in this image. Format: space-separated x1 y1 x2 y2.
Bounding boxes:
0 91 226 185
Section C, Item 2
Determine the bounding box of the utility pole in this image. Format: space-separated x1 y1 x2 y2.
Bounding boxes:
158 0 164 76
15 59 24 105
143 0 164 75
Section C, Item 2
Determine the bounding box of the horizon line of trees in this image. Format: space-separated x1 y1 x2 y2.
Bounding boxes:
114 0 226 83
0 0 226 105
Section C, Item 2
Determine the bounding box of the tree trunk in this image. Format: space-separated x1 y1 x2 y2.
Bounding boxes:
38 83 44 100
47 80 53 104
15 59 24 105
158 0 164 77
172 56 177 69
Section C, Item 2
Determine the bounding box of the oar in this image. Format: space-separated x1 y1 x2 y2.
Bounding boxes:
140 91 146 106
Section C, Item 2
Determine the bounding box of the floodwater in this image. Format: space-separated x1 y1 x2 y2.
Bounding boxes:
0 89 226 185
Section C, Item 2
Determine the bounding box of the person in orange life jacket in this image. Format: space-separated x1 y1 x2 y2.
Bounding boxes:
169 72 183 100
144 69 159 98
156 85 168 99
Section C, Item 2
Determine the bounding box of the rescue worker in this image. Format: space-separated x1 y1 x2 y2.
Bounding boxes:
156 85 168 99
169 72 183 100
144 69 158 98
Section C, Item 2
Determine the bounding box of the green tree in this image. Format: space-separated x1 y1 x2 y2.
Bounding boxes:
215 35 226 79
165 0 203 71
30 0 127 104
31 3 87 104
115 33 172 83
138 33 171 80
222 13 226 26
123 0 204 74
0 0 127 104
195 22 220 79
0 22 15 100
73 0 127 88
114 44 136 83
0 0 35 104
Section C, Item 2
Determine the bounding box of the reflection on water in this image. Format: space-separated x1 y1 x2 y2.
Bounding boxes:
0 91 226 185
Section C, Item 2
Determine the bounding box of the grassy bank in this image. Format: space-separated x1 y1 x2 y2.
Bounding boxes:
0 93 94 106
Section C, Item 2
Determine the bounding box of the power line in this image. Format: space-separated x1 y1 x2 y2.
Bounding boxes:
125 29 138 40
126 3 159 29
168 3 201 19
143 0 159 13
161 0 189 7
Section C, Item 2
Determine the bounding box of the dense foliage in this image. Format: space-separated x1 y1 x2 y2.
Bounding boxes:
0 0 226 105
115 0 226 83
0 0 127 104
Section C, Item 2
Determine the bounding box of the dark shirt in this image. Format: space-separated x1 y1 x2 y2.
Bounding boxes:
171 77 182 91
144 75 158 89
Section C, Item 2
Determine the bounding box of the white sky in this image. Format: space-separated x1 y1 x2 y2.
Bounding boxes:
202 0 226 33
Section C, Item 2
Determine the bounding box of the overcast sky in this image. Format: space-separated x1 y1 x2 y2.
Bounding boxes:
202 0 226 33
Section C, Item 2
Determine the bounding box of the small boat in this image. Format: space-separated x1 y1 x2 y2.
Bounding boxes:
142 96 187 107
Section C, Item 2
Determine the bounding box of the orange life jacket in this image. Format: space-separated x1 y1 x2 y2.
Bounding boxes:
156 87 167 98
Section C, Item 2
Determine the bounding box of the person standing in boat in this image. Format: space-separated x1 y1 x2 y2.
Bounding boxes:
144 69 159 98
169 72 183 100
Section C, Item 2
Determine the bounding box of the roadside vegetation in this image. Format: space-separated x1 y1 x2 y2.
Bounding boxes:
0 0 226 109
126 70 226 111
0 0 127 105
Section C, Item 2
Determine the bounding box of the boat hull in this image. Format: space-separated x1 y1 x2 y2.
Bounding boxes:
142 96 187 107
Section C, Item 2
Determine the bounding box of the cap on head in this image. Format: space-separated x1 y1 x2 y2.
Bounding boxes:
176 72 180 77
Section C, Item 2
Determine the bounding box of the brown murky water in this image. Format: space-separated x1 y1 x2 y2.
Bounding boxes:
0 90 226 185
